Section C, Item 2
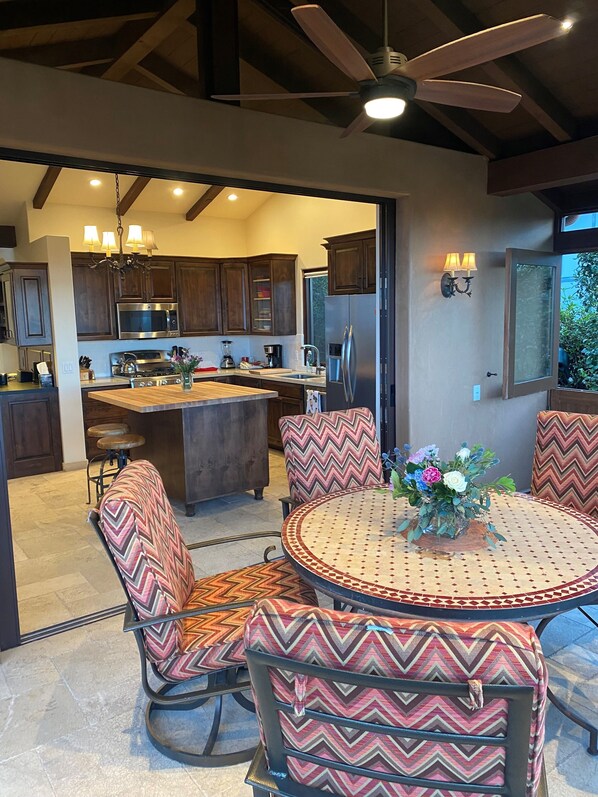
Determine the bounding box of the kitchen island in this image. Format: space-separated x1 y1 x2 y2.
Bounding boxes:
89 381 277 515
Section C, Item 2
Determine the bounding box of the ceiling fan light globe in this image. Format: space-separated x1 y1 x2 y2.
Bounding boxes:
364 97 406 119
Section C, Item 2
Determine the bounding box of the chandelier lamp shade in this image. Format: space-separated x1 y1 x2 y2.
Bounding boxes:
83 174 157 273
441 252 477 298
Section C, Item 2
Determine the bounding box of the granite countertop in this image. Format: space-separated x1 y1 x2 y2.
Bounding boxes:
81 377 131 388
88 381 278 413
84 370 326 390
0 381 57 394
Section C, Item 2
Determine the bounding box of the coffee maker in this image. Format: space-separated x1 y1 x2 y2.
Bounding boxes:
264 344 282 369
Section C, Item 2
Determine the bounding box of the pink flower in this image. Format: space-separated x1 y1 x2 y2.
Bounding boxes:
421 466 442 484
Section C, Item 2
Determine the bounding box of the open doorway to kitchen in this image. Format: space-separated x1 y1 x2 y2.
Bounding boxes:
0 153 396 647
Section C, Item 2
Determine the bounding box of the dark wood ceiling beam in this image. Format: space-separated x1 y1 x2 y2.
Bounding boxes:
118 177 151 215
487 135 598 196
417 102 500 159
1 36 121 70
32 166 61 210
413 0 577 143
103 0 195 82
135 53 198 95
196 0 240 101
185 186 224 221
0 1 162 30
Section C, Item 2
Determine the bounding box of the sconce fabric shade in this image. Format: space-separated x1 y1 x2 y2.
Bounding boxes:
126 224 143 251
443 252 461 277
83 226 100 248
462 252 477 275
142 230 158 253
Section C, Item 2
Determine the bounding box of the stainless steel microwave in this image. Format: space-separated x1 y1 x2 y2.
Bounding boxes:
116 302 179 340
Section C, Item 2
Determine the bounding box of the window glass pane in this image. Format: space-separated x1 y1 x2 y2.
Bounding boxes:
514 263 555 383
304 273 328 364
561 211 598 232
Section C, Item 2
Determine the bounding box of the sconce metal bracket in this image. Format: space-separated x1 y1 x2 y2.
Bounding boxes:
441 273 474 298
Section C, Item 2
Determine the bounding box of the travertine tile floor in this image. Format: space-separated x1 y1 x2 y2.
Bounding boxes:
1 453 597 795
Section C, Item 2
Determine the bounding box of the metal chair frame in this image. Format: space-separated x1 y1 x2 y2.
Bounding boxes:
245 649 548 797
89 509 282 767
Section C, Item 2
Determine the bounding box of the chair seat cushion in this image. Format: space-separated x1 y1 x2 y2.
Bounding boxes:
156 560 317 681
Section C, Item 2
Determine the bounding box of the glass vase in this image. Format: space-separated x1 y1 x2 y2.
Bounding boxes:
422 510 469 539
181 371 193 391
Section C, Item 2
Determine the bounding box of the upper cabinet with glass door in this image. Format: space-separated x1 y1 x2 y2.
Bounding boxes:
248 255 297 336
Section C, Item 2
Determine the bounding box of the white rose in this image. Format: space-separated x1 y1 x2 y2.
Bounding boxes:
456 447 471 461
443 470 467 493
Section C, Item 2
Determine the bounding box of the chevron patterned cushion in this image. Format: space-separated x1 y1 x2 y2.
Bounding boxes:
157 560 317 681
531 410 598 518
245 599 547 797
100 460 196 663
279 407 383 506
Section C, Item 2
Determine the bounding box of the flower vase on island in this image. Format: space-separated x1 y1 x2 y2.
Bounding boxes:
382 443 516 552
171 352 202 391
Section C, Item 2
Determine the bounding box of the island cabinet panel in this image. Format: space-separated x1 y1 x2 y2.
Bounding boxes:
72 256 116 340
221 260 250 334
0 264 52 346
323 230 376 295
81 385 129 458
176 261 222 336
1 390 62 478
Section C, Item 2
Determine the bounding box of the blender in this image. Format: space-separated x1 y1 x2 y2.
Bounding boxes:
220 340 235 370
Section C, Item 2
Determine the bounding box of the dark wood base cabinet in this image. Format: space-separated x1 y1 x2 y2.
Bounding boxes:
259 379 304 450
81 386 129 458
1 389 62 479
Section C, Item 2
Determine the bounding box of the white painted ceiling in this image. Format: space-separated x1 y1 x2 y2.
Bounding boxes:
0 159 272 223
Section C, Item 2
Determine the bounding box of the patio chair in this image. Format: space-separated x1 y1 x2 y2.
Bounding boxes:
88 459 317 768
531 409 598 519
244 598 549 797
278 407 383 520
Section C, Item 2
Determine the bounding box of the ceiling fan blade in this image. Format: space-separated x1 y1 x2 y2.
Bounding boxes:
416 80 521 113
212 91 358 101
292 4 376 83
396 15 566 81
339 111 374 139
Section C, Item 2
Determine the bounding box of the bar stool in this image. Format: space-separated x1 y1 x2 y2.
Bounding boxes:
93 433 145 502
86 422 130 504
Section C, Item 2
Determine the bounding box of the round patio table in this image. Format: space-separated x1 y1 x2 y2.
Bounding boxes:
282 486 598 753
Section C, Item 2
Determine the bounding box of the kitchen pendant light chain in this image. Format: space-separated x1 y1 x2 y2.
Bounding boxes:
115 174 125 258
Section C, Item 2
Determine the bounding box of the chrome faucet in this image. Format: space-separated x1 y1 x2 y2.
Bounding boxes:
301 344 325 375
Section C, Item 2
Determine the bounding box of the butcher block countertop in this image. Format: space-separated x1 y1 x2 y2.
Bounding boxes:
88 381 278 413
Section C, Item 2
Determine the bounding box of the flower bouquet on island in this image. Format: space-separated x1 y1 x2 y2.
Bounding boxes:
170 351 202 390
382 443 516 547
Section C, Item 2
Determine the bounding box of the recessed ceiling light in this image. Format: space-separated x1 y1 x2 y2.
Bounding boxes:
561 18 574 31
89 179 102 187
173 187 184 196
227 193 238 201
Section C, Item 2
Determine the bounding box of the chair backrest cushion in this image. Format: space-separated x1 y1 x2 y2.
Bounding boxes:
245 598 547 797
99 460 195 662
531 410 598 517
279 407 383 505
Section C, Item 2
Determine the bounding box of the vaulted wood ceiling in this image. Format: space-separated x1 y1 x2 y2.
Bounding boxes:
0 0 597 213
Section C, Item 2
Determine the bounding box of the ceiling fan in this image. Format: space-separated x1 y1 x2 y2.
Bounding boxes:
212 1 571 137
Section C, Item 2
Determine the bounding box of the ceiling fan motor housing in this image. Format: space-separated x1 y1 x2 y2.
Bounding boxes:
359 74 417 105
368 46 408 78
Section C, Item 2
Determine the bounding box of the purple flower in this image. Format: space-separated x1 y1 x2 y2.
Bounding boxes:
408 444 439 464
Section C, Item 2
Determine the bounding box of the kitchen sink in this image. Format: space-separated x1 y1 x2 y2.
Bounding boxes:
287 373 317 380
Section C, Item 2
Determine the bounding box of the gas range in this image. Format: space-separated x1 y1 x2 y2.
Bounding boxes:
110 349 183 388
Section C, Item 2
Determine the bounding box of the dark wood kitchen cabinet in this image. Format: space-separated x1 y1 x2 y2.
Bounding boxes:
113 259 176 302
247 255 296 336
323 230 376 295
72 255 116 340
1 388 62 478
0 263 52 346
176 260 222 335
221 260 250 334
81 385 129 458
259 378 304 449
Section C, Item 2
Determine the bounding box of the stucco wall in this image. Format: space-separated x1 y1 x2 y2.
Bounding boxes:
0 58 553 487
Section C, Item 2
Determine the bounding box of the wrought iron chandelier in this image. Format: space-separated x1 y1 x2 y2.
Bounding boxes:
83 174 157 273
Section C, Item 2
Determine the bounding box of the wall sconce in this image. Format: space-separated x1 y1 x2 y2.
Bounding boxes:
441 252 477 298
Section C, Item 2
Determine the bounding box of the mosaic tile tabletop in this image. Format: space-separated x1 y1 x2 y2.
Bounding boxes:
282 487 598 618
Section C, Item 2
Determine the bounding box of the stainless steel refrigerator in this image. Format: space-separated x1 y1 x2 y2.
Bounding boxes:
325 294 378 418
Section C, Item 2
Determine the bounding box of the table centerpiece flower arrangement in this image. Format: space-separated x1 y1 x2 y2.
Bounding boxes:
171 351 202 391
382 443 515 547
